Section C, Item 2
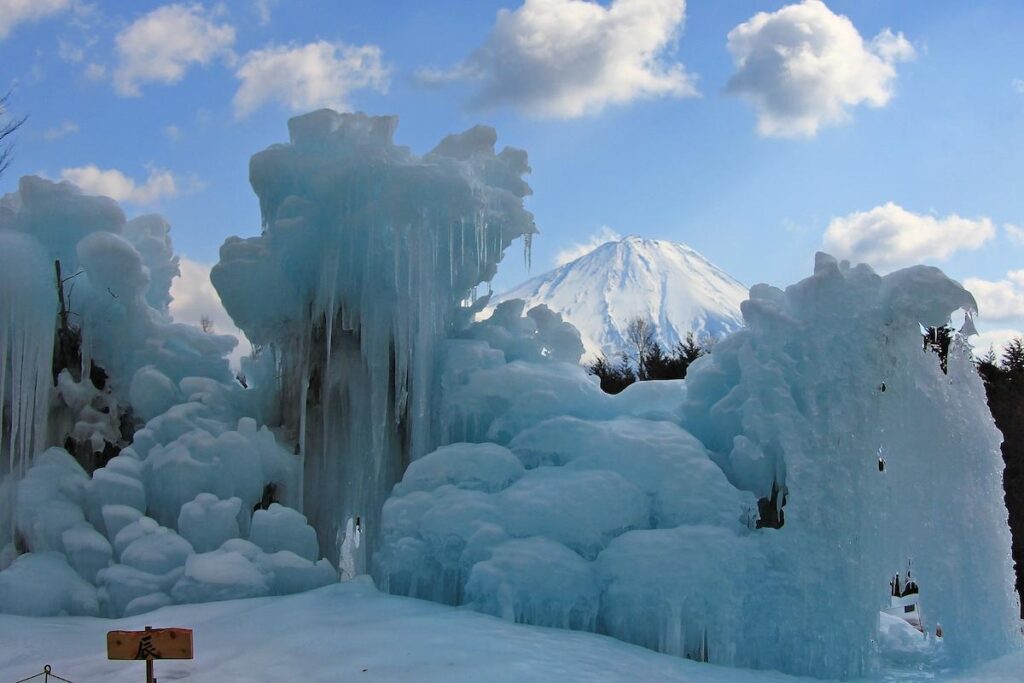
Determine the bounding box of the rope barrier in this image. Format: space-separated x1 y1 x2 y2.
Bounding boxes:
12 664 74 683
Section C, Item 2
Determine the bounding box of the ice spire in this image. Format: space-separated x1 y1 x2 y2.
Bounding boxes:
212 110 536 566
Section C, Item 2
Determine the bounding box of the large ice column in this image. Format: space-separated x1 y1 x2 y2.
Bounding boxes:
0 231 56 480
211 110 535 568
684 253 1021 676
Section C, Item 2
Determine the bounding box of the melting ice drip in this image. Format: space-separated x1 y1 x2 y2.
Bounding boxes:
212 110 536 570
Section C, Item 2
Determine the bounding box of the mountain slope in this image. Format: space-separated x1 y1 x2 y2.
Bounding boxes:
488 236 748 360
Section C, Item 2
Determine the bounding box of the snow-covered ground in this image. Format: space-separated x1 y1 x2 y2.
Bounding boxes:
2 579 1020 682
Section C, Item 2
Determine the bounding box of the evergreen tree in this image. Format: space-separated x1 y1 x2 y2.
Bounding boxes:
978 336 1024 616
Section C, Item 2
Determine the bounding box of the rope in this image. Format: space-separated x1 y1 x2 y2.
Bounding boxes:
12 665 75 683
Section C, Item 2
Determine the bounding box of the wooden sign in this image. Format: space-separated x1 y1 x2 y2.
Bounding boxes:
107 627 193 661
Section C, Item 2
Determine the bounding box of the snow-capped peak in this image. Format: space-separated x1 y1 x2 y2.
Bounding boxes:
487 236 748 360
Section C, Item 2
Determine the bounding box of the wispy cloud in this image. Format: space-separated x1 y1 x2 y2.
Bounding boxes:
43 120 79 140
555 226 622 266
0 0 71 40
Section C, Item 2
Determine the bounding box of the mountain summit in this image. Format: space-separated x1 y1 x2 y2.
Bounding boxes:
488 236 748 360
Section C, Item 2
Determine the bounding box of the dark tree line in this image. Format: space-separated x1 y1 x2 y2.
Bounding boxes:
586 317 713 394
976 337 1024 615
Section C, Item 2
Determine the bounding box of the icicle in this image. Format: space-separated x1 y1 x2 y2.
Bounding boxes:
0 232 56 478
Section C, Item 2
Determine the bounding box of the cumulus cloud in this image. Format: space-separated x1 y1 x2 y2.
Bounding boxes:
60 165 182 204
1004 223 1024 246
170 256 251 366
0 0 71 39
973 328 1024 358
43 120 79 140
420 0 695 118
233 41 389 118
822 202 994 272
555 226 622 266
113 3 235 97
726 0 915 138
963 271 1024 323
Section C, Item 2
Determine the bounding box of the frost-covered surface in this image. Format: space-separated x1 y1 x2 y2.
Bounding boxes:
0 580 1020 683
487 236 747 359
1 110 1021 681
211 110 536 570
0 177 332 617
379 252 1022 678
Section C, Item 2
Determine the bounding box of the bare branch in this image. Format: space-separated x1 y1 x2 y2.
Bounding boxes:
0 91 28 179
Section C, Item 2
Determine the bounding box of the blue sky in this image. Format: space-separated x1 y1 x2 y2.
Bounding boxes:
2 0 1023 349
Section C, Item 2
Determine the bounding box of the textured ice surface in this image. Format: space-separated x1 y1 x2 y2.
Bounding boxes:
0 177 328 617
379 253 1022 678
211 110 536 570
0 111 1020 680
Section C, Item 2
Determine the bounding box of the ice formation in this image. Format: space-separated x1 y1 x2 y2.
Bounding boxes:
0 109 1020 681
0 177 332 618
378 253 1022 677
211 110 536 569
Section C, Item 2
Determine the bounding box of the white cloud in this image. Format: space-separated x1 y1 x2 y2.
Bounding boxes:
963 272 1024 323
822 202 994 272
43 120 79 140
58 37 84 62
84 62 106 80
726 0 915 138
113 3 235 97
170 256 251 367
164 124 182 141
423 0 695 118
973 328 1024 359
233 41 389 118
1004 223 1024 246
0 0 71 39
60 165 181 204
1014 79 1024 96
555 226 622 266
253 0 276 26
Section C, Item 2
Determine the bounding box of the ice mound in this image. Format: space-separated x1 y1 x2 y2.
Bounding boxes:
0 177 332 618
378 254 1022 678
0 551 99 616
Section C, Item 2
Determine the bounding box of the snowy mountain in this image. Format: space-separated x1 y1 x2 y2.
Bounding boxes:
487 236 748 360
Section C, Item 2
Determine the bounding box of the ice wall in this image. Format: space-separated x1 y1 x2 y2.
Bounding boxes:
378 253 1022 679
684 253 1021 673
211 110 536 569
0 176 335 616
